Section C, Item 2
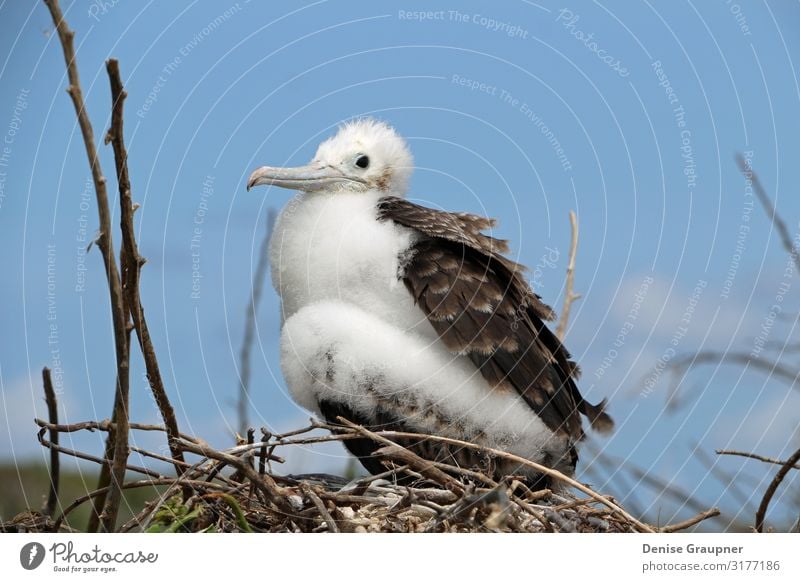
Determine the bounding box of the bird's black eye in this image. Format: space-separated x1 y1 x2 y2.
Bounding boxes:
355 155 370 169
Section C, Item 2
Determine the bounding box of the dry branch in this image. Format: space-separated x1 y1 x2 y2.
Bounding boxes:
299 483 339 532
36 426 162 479
104 58 186 477
174 438 294 513
736 153 800 273
658 350 800 409
556 210 581 341
41 367 59 517
717 449 800 471
755 445 800 532
238 208 277 434
659 507 721 533
43 0 131 533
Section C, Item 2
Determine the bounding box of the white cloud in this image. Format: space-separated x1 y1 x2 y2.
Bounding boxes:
1 373 50 460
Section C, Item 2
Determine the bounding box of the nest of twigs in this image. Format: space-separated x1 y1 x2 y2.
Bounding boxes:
2 417 721 533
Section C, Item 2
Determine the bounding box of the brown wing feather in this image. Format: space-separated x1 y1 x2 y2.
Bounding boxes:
377 196 613 441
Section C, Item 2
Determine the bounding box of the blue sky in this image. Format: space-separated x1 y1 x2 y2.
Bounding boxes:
1 1 799 528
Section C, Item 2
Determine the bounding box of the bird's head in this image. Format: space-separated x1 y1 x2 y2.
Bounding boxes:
247 118 413 196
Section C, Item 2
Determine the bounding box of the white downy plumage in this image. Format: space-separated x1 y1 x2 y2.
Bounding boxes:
247 118 570 476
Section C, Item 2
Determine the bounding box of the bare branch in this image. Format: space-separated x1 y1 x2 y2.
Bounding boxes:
556 210 581 341
659 508 721 533
591 449 713 516
717 449 800 471
41 368 59 517
174 438 295 513
53 477 230 532
299 483 339 533
105 58 186 477
42 0 131 533
756 445 800 532
239 208 277 435
657 350 800 409
692 444 756 509
736 153 800 273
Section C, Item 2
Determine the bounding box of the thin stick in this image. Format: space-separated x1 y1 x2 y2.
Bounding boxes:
37 427 163 479
34 417 200 443
41 368 60 517
43 0 131 533
692 444 754 509
175 438 293 513
736 154 800 273
755 445 800 532
53 478 228 532
300 483 339 533
374 444 465 493
238 208 277 435
105 58 186 477
661 351 800 408
556 210 581 340
601 450 713 516
717 449 800 471
659 507 720 533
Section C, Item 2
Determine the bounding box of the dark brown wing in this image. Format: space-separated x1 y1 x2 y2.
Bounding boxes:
377 196 613 441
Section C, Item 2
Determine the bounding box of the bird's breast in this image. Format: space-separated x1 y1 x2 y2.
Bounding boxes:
270 192 431 335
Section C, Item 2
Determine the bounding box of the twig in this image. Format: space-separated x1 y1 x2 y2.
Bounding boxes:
53 478 229 532
692 444 755 509
33 417 200 442
659 351 800 408
238 208 277 435
37 427 163 479
300 483 339 533
105 58 186 478
755 445 800 532
41 368 59 517
736 154 800 273
579 448 713 517
43 0 131 533
258 428 270 476
659 507 721 533
203 493 254 532
556 210 581 341
175 438 294 513
374 444 466 492
717 449 800 471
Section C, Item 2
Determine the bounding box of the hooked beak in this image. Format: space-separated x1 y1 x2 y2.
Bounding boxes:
246 163 365 192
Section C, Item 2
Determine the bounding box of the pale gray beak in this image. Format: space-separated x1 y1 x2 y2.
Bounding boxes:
246 163 364 192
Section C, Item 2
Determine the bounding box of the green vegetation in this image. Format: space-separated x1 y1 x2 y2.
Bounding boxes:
0 463 163 531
